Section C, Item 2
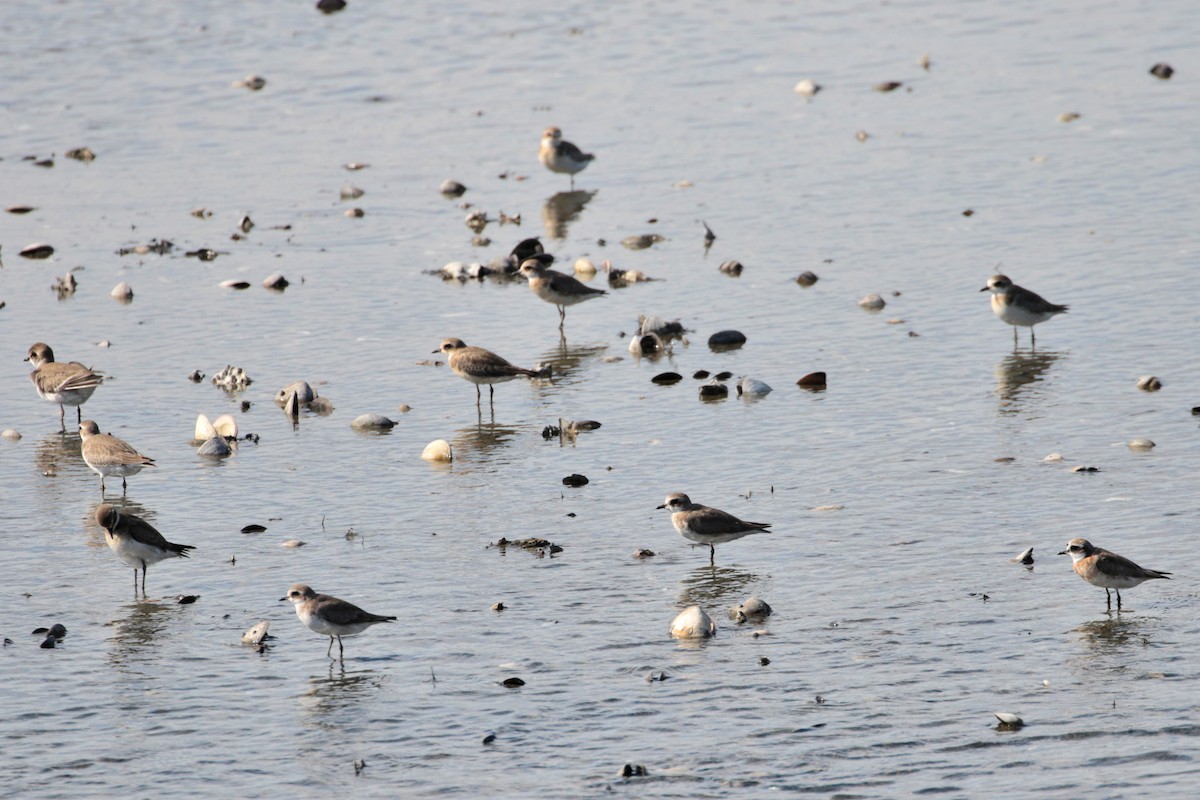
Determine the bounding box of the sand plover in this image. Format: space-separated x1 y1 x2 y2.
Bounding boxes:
538 126 594 189
981 275 1068 347
96 504 195 595
281 583 396 658
436 338 541 404
518 258 606 331
80 420 156 494
1059 537 1170 611
25 342 104 428
657 493 771 564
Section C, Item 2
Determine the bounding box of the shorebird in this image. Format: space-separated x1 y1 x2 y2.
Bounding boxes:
518 258 606 332
981 274 1068 347
281 584 396 658
80 420 155 494
538 126 594 189
95 504 194 595
435 338 542 404
25 342 104 428
657 493 771 564
1059 537 1170 611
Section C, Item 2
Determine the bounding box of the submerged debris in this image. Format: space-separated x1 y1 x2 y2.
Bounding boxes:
490 537 563 556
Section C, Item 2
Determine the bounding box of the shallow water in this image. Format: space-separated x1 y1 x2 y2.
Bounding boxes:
2 0 1199 797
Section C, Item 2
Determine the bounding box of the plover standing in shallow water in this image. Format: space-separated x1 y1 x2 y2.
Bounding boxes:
1059 537 1170 611
436 338 542 405
95 504 194 595
981 274 1068 347
657 493 771 564
538 126 594 189
518 258 606 332
25 342 104 428
282 584 396 658
80 420 156 494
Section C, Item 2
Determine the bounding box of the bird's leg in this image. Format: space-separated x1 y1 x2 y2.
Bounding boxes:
100 476 106 494
570 175 575 190
58 404 66 431
122 477 128 492
1116 590 1123 612
1012 327 1018 348
140 564 147 596
709 544 716 565
1105 588 1112 610
337 636 345 659
132 569 138 594
76 406 83 425
1031 328 1037 349
327 637 334 657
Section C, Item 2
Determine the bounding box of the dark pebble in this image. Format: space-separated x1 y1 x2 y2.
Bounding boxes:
241 524 268 533
714 371 733 381
707 330 746 350
48 624 67 638
188 370 204 383
1150 63 1174 80
19 244 55 259
482 733 496 745
562 474 589 487
699 383 729 398
176 595 200 605
795 271 819 286
760 657 770 666
40 637 56 649
797 371 827 388
501 677 525 688
1191 406 1200 416
317 0 347 14
440 179 467 197
692 370 710 379
652 372 683 385
621 764 648 777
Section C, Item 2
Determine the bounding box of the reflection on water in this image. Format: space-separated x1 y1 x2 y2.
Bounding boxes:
676 563 760 607
452 421 521 461
1073 615 1153 654
107 600 183 668
995 349 1064 413
33 430 84 480
541 190 596 240
298 667 386 721
535 342 610 384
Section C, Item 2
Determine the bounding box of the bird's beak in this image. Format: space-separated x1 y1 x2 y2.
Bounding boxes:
655 504 666 510
431 348 440 354
979 286 989 292
1057 550 1068 555
279 596 288 602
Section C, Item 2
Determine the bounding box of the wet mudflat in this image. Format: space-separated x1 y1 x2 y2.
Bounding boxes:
1 1 1199 797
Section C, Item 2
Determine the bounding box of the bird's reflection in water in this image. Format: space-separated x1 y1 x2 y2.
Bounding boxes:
676 563 761 608
298 667 386 732
535 341 609 384
541 190 596 240
107 600 183 668
452 421 521 462
1073 615 1154 654
995 349 1064 413
33 429 85 482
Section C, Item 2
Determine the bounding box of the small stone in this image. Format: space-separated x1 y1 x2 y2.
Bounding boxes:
670 605 716 639
421 439 453 462
316 0 347 14
1128 439 1156 450
729 596 772 622
110 282 134 303
345 207 365 218
1058 112 1081 123
707 330 746 350
1149 63 1174 80
19 243 55 259
219 279 251 289
241 524 267 533
633 549 655 559
718 259 744 276
699 381 729 399
491 602 505 612
858 293 886 310
573 257 596 277
340 186 364 200
797 371 827 388
501 677 525 688
1043 453 1064 462
64 147 96 162
232 75 267 91
737 377 772 397
280 540 305 548
651 372 683 385
242 620 270 645
6 206 36 214
856 130 869 142
793 79 821 97
351 413 396 431
263 273 289 290
197 436 232 457
562 473 589 487
1 429 21 441
875 81 902 92
176 595 199 605
795 271 818 286
760 657 771 666
1136 376 1162 391
440 179 466 197
481 733 496 745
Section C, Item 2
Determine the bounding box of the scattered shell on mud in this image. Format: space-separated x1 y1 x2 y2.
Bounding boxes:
212 365 252 390
729 596 772 623
263 273 289 291
797 371 827 388
352 413 397 431
1128 438 1156 450
737 377 773 397
793 78 821 97
858 293 886 310
795 271 819 286
707 330 746 350
19 243 55 259
241 620 270 645
110 282 134 303
1136 375 1162 392
670 606 716 639
421 439 453 462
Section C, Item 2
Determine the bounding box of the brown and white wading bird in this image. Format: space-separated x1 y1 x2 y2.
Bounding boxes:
980 274 1068 347
538 126 594 189
657 493 771 565
518 258 606 332
25 342 104 428
282 584 396 658
1059 537 1170 611
95 504 195 595
435 338 542 405
80 420 156 494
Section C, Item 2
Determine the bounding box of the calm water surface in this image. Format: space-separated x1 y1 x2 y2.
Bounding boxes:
2 1 1199 797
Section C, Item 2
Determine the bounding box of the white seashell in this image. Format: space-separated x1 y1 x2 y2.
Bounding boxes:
212 414 238 439
241 620 270 645
196 436 232 457
622 269 649 282
262 273 289 290
573 257 596 277
110 281 134 303
1 429 21 441
628 332 663 356
1011 547 1034 565
421 439 453 462
211 365 252 390
670 605 716 639
858 293 886 310
729 596 772 622
275 381 316 406
220 279 251 289
793 78 821 97
994 712 1023 727
440 261 466 279
1128 438 1156 450
737 377 773 397
1042 453 1064 462
280 540 305 548
194 414 217 442
1136 375 1162 391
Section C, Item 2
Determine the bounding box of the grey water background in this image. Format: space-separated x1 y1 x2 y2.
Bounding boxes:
2 0 1199 797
